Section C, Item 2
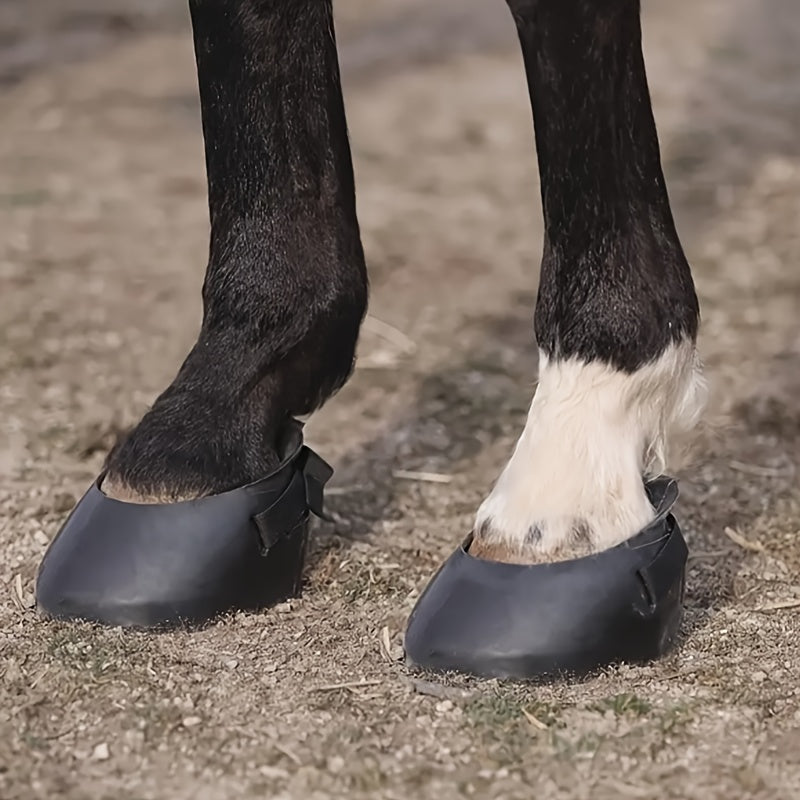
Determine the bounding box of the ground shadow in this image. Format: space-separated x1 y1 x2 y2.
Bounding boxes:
306 289 536 570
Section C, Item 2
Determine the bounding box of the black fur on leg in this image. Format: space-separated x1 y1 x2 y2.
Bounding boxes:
105 0 367 500
507 0 699 372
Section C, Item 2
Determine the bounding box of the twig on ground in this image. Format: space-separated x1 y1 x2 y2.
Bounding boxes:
522 708 548 731
380 626 392 660
753 599 800 612
405 678 473 702
324 484 370 496
729 459 789 478
356 354 401 369
393 469 452 484
312 679 383 692
29 666 50 689
44 727 76 741
10 573 33 610
9 575 24 611
724 526 765 552
274 743 302 765
363 315 417 354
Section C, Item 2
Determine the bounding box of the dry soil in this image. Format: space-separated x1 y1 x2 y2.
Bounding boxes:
1 1 799 798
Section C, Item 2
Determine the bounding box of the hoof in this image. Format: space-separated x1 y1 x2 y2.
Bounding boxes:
36 420 332 628
404 479 687 680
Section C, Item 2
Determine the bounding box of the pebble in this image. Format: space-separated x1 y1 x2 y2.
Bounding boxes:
259 765 289 779
327 755 345 774
91 743 110 761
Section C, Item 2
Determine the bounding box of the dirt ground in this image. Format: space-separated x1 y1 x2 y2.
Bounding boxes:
1 0 799 797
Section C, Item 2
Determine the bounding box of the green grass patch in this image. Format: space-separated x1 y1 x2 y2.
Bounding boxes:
590 692 652 717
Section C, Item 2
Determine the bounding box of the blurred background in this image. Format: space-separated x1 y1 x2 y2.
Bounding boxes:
1 1 799 798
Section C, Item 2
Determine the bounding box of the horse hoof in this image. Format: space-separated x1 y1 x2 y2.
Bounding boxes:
404 478 687 680
36 420 332 629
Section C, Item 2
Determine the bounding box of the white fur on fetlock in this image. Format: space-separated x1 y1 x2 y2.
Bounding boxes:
474 340 706 562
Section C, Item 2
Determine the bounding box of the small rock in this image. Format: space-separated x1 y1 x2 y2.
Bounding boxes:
182 716 202 728
33 529 50 546
752 671 767 683
435 700 453 714
259 765 289 779
327 755 345 774
224 658 239 670
91 743 110 761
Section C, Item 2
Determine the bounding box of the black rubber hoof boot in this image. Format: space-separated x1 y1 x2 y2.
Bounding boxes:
404 478 687 680
36 420 332 629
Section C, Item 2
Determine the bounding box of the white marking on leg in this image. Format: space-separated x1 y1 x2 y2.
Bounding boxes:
475 339 705 559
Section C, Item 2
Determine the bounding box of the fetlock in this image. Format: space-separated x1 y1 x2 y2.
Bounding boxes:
103 275 366 503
